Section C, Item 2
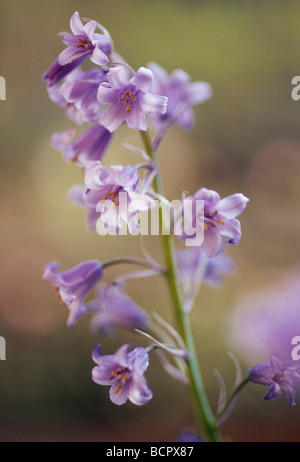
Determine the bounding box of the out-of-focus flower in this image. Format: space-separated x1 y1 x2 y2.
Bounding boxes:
175 427 203 442
83 164 153 233
88 283 150 335
42 260 103 327
176 244 236 311
147 62 212 147
228 268 300 364
177 188 249 257
51 124 113 167
92 344 153 405
97 65 168 132
249 354 300 406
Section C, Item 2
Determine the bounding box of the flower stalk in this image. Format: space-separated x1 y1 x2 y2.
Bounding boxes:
140 129 220 442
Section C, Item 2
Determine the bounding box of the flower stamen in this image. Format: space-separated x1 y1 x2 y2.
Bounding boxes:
77 37 93 49
119 89 137 113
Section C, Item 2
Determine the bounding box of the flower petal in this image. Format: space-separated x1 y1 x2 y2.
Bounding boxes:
131 67 153 93
217 194 249 219
264 382 281 401
83 20 97 39
107 65 131 90
222 218 241 244
97 82 117 104
126 106 147 131
128 374 153 405
99 103 126 132
140 92 168 115
110 382 130 405
90 44 109 66
70 11 84 35
203 228 223 258
194 188 220 204
187 81 213 105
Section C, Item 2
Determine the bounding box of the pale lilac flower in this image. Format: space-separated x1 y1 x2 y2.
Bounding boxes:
88 283 150 335
48 68 108 125
97 65 168 132
58 11 113 67
178 188 249 257
148 62 212 129
147 62 212 148
42 260 103 327
249 354 300 406
51 124 113 167
92 344 153 406
83 164 153 233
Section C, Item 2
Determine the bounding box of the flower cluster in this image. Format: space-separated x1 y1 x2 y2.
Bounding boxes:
42 12 252 441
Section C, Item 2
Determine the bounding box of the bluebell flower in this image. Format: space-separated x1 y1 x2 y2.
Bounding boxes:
98 65 168 132
88 283 150 335
249 355 300 406
42 260 103 327
92 344 153 406
51 124 113 167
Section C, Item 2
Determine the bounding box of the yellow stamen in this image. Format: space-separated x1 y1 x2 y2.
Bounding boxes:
207 221 216 228
114 384 122 394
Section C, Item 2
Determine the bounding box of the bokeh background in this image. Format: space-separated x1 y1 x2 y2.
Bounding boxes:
1 0 300 442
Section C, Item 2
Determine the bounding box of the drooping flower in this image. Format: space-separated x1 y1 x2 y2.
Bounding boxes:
146 62 212 148
48 68 108 125
83 163 154 234
51 124 113 167
92 344 153 406
249 354 300 406
97 65 168 132
177 188 249 257
87 282 150 335
43 12 113 88
42 260 103 327
58 11 113 67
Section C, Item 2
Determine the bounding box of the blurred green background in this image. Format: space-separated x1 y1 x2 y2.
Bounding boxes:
1 0 300 442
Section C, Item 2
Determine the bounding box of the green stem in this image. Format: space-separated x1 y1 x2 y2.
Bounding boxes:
140 130 220 442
